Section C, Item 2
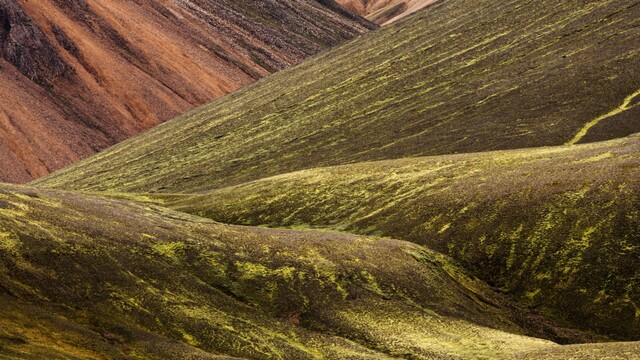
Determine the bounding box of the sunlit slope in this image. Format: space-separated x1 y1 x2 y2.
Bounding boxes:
35 0 640 193
0 184 566 359
165 134 640 340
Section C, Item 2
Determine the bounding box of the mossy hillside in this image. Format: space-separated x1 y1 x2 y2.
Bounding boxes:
166 134 640 340
35 0 640 193
505 341 640 360
0 184 562 359
308 298 556 359
0 295 242 360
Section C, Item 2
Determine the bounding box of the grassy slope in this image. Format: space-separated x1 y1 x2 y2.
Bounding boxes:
0 183 569 359
35 0 640 193
161 134 640 340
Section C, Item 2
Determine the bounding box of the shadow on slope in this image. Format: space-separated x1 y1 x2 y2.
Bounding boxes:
165 134 640 340
0 184 561 359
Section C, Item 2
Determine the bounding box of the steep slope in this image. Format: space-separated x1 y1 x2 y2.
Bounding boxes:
336 0 439 24
160 133 640 340
0 183 569 359
35 0 640 193
0 0 375 183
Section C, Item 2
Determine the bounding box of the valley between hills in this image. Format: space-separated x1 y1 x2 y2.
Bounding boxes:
1 0 639 359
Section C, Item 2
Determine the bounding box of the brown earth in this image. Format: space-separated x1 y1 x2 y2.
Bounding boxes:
336 0 439 24
0 0 374 183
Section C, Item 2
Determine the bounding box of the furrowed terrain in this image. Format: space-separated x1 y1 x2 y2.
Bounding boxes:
160 133 640 341
336 0 440 24
36 0 640 194
19 0 640 358
0 0 374 183
0 183 576 359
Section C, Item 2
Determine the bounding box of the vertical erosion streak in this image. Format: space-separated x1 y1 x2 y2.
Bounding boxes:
566 87 640 145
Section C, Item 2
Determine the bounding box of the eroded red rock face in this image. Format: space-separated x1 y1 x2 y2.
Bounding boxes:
0 0 374 183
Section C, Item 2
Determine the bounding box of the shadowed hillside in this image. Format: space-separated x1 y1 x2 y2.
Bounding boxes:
158 133 640 340
0 0 374 183
35 0 640 193
0 183 583 359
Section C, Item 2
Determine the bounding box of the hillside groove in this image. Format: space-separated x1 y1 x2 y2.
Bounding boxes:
161 134 640 340
566 87 640 145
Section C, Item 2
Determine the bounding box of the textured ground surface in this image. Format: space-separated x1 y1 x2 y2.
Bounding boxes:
0 0 374 183
0 183 568 359
35 0 640 194
159 134 640 341
18 0 640 358
336 0 440 24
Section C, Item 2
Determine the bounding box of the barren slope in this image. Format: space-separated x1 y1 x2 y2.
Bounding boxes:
336 0 439 24
162 133 640 340
36 0 640 193
0 0 374 183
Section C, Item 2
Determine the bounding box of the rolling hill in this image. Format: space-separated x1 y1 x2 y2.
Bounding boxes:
35 0 640 194
336 0 439 24
0 183 584 359
0 0 374 183
160 133 640 340
21 0 640 357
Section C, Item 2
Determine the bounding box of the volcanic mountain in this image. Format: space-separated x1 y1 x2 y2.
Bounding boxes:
34 0 640 343
11 0 640 358
0 0 374 183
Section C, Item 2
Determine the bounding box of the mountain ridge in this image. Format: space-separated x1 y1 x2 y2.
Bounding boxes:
336 0 440 24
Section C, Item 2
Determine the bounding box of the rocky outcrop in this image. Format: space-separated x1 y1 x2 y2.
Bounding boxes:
0 0 70 85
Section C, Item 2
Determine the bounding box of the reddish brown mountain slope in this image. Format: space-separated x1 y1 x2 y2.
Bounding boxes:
0 0 374 183
336 0 439 24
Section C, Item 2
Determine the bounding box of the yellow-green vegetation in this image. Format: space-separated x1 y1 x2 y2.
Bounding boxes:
567 87 640 145
165 134 640 340
18 0 640 357
34 0 640 193
311 299 555 359
506 341 640 360
0 183 572 359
